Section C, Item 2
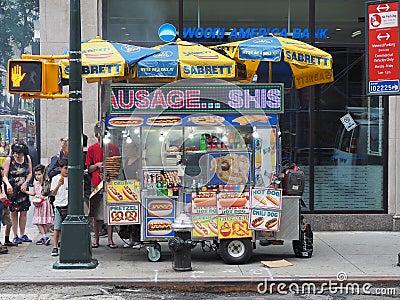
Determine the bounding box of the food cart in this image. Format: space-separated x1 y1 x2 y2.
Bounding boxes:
102 81 309 264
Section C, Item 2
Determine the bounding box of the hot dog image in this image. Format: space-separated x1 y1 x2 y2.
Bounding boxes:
148 200 173 217
147 219 173 236
251 216 264 228
193 220 209 236
265 218 278 229
218 196 248 207
122 185 138 201
192 194 217 207
254 194 279 207
208 219 218 235
107 185 124 201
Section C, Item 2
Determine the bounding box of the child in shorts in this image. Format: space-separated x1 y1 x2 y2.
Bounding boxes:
49 158 68 256
24 164 54 245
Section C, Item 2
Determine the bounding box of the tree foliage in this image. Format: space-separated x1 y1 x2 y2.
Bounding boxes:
0 0 39 69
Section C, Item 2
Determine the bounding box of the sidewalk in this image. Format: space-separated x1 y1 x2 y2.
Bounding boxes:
1 227 400 289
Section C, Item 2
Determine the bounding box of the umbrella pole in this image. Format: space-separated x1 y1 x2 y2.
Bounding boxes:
269 61 272 83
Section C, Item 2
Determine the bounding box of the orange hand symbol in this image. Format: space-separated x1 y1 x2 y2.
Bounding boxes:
11 65 26 87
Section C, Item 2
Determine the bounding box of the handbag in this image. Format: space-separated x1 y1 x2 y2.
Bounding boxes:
32 197 45 208
56 206 68 221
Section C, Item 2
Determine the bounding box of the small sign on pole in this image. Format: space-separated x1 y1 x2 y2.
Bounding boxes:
340 113 357 131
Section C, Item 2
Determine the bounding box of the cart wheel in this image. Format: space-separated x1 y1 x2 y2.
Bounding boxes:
147 243 162 262
219 238 252 265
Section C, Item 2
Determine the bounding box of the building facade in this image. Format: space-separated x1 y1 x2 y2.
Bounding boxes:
40 0 400 230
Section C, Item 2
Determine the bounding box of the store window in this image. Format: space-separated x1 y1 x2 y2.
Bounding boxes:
104 0 179 44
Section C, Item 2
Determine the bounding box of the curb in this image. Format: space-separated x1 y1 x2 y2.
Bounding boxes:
1 276 400 292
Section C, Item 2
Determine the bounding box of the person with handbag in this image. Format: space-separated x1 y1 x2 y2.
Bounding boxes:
2 143 33 245
24 164 54 246
49 158 68 256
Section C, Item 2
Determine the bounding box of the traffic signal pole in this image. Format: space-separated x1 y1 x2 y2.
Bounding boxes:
53 0 98 269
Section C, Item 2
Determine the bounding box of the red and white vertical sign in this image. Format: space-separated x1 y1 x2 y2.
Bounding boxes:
367 1 400 94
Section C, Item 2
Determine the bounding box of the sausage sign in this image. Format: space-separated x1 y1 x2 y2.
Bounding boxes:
110 83 284 114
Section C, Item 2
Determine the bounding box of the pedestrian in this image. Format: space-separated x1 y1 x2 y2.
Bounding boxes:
27 138 38 169
86 122 119 249
24 164 53 246
50 158 68 256
48 137 68 179
0 166 12 254
83 134 91 216
2 143 33 244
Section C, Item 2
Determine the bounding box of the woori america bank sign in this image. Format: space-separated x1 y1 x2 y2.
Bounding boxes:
183 27 329 40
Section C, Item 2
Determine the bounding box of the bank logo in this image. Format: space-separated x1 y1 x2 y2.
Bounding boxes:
158 23 177 42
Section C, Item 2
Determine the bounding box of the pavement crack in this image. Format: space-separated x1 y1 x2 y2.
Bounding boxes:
318 236 365 274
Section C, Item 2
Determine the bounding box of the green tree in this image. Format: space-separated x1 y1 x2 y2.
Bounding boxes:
0 0 39 114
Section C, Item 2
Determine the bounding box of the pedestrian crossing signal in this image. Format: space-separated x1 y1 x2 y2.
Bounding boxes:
7 59 60 97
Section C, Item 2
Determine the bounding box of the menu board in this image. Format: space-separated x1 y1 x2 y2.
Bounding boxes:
217 214 252 239
217 191 250 215
192 215 218 238
108 204 140 225
249 208 280 232
191 192 217 214
144 197 175 239
250 188 282 210
106 180 141 203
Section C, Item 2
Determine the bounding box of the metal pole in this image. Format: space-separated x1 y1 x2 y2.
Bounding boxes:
53 0 98 269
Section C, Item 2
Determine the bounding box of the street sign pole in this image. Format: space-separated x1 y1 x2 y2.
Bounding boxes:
53 0 98 269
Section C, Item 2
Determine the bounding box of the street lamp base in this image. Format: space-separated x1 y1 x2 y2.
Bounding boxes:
53 259 98 269
52 215 97 269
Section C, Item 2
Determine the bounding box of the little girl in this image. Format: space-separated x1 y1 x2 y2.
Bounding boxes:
25 164 53 245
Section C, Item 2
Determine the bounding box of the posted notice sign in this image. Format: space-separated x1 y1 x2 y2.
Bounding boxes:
366 1 400 95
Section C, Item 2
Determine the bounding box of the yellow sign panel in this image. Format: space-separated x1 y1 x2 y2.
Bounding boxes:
192 215 218 238
106 180 141 203
217 214 252 239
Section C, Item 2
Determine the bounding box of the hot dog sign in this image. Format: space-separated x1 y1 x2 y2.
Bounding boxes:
250 187 282 209
107 180 141 203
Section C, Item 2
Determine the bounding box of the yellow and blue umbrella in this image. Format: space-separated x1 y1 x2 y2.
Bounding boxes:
211 35 333 89
135 39 236 81
60 36 160 82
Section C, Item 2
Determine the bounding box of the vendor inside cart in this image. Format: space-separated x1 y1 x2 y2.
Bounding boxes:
119 139 141 246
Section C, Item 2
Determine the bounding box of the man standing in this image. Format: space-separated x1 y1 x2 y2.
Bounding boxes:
86 123 119 249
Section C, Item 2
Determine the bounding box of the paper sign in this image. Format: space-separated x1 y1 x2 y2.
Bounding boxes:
192 215 218 238
340 113 357 132
217 191 250 215
106 180 141 203
217 214 252 239
250 188 282 209
192 192 217 214
249 208 281 232
108 204 140 225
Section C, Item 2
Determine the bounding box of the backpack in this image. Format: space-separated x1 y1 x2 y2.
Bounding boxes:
41 165 52 197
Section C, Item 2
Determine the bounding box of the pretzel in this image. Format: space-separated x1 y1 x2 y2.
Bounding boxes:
232 220 248 236
125 210 138 222
111 211 124 222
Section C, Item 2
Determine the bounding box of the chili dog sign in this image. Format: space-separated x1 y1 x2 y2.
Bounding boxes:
107 180 140 203
110 83 284 114
249 208 281 232
108 204 140 225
